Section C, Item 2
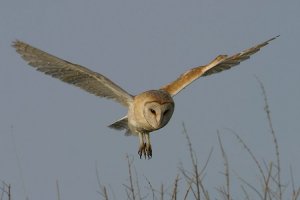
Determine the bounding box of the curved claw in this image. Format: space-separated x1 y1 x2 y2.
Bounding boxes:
137 132 152 159
145 144 152 159
138 143 152 159
138 143 146 159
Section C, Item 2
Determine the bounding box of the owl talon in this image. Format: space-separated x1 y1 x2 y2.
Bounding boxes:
146 144 152 159
138 143 152 159
138 143 146 159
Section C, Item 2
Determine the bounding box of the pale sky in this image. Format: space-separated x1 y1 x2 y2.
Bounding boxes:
1 0 299 199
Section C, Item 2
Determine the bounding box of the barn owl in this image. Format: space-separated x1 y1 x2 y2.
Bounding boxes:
13 36 278 159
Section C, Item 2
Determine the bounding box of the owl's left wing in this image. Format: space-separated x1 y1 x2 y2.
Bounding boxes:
161 36 279 96
13 40 133 107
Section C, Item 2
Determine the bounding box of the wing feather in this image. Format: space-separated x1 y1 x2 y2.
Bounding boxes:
161 36 279 96
13 40 133 107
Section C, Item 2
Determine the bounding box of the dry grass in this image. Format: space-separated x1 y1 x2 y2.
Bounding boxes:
0 181 11 200
95 122 299 200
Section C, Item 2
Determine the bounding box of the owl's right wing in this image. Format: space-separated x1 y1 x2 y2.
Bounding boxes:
161 36 279 96
13 40 133 107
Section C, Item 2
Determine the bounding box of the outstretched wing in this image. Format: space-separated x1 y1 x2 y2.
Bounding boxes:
13 40 133 107
161 36 279 96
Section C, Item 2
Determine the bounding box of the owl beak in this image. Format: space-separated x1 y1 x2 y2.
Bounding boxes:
155 113 163 127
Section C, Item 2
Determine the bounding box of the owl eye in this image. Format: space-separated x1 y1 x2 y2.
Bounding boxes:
163 109 169 116
149 108 156 115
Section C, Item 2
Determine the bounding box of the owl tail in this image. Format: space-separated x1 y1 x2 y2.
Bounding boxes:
108 116 132 136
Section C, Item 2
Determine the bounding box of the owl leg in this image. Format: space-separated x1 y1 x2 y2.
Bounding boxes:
138 132 146 158
144 133 152 159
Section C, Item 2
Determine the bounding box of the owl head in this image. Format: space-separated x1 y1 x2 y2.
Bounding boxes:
133 90 174 131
